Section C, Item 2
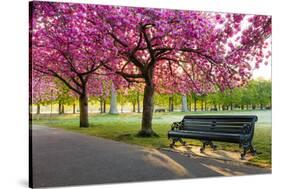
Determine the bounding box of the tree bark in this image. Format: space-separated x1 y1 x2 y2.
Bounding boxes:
181 95 188 112
169 96 174 112
171 96 174 111
58 101 62 114
252 104 256 110
73 103 76 114
121 104 123 113
79 94 89 128
201 100 204 111
194 98 197 111
138 84 155 137
137 92 141 113
36 104 40 114
109 83 118 114
50 103 53 117
168 97 171 111
61 104 65 114
132 102 136 112
100 99 103 113
189 97 192 111
103 99 106 113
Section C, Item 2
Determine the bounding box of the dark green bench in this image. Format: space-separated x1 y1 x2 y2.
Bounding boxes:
168 115 258 159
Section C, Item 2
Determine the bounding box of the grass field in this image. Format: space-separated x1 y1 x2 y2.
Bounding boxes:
32 110 272 166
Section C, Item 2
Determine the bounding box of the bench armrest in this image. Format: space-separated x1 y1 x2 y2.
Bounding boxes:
242 124 252 134
171 121 183 130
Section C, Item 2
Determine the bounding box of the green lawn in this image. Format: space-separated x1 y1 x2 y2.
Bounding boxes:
32 110 272 167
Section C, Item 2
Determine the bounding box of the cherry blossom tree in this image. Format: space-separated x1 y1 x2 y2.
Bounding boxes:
31 73 59 114
30 2 271 136
86 6 271 136
30 2 116 127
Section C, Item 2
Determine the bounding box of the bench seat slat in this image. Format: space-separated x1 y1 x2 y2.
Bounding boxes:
183 128 245 133
168 130 245 143
184 121 252 124
183 124 246 128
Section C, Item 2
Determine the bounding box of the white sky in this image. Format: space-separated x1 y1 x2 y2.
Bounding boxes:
252 61 271 80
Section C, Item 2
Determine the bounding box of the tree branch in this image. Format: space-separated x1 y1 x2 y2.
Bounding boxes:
33 65 82 95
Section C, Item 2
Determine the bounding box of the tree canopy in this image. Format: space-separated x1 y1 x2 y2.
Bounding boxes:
30 1 271 135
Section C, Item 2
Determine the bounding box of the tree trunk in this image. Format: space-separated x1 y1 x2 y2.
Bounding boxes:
137 92 140 113
169 96 174 112
100 99 103 113
181 95 188 112
121 104 123 113
230 103 233 111
61 104 64 114
103 100 106 113
50 103 53 118
79 94 89 128
138 84 155 137
109 83 118 114
204 100 207 111
194 99 197 111
36 104 40 114
201 100 204 111
73 103 76 114
168 97 171 111
58 101 62 114
132 102 136 112
246 104 249 110
171 96 174 111
189 97 192 111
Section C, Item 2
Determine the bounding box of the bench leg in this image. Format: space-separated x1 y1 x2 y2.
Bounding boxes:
200 145 205 153
200 141 207 153
209 141 217 150
241 148 247 160
200 141 216 153
249 144 256 156
170 137 186 147
240 142 256 160
179 138 186 146
170 138 176 148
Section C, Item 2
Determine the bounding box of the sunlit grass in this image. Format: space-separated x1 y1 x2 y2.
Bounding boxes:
32 110 272 166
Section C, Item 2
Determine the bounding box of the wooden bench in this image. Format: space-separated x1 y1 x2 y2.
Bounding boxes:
155 108 166 112
167 115 258 159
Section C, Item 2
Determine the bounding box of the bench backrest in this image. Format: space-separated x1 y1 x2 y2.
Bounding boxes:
181 115 258 135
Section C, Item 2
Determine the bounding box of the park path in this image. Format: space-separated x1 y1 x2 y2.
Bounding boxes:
31 125 270 188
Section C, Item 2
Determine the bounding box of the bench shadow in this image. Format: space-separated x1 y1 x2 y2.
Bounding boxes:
167 145 254 162
140 148 193 177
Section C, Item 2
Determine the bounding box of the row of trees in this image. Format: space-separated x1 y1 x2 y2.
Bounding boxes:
33 79 271 114
30 2 271 136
